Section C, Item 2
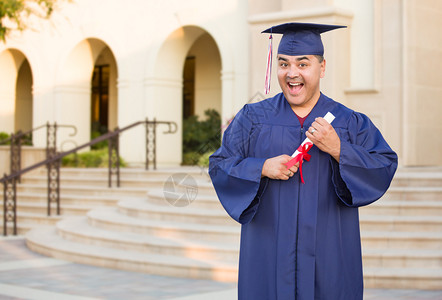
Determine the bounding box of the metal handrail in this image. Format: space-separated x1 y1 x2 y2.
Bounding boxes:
0 123 77 145
2 119 177 236
0 119 177 183
0 123 77 183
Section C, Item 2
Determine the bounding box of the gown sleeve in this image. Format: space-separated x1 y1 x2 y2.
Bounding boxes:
330 112 398 207
209 105 268 224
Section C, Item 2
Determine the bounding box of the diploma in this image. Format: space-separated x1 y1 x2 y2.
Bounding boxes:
285 112 336 183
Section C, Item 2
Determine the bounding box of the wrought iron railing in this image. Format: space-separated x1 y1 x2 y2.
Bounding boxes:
1 119 177 236
0 123 77 183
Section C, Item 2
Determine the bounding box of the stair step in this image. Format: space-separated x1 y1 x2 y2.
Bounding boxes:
0 223 54 236
1 202 95 216
0 212 62 235
57 217 239 263
362 248 442 269
359 201 442 216
17 183 149 197
25 227 238 282
87 208 240 244
117 198 234 225
57 167 211 181
383 186 442 201
361 231 442 249
0 211 63 225
392 168 442 187
364 267 442 290
22 176 171 189
359 215 442 232
22 171 215 194
147 189 223 210
16 192 121 206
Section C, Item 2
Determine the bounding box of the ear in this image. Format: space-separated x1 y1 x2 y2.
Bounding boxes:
320 59 326 78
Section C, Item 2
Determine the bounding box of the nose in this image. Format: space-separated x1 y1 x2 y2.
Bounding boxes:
287 66 300 78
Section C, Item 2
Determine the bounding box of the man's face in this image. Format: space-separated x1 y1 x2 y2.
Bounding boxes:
277 54 325 111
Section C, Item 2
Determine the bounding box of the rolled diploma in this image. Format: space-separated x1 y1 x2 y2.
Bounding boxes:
290 112 335 158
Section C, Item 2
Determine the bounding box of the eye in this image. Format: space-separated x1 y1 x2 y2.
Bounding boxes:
280 62 288 67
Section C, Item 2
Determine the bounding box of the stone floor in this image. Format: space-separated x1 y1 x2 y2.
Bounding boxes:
1 236 441 300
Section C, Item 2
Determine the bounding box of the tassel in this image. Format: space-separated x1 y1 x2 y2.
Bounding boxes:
264 33 273 94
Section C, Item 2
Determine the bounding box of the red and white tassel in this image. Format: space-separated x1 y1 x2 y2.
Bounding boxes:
264 34 273 94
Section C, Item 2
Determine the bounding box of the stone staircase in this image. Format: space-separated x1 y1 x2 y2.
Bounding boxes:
1 168 155 235
359 167 442 290
5 167 240 282
1 166 441 289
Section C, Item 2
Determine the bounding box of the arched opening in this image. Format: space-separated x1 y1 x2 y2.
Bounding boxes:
55 39 118 148
146 26 222 167
182 56 195 119
182 32 222 165
91 47 117 140
0 49 33 136
184 33 221 119
15 59 33 133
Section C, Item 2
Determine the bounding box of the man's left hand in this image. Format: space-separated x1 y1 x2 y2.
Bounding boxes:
306 117 341 162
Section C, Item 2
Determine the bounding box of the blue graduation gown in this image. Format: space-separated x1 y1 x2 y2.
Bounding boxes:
209 93 398 300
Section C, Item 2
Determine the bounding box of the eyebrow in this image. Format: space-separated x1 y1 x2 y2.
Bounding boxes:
296 56 310 61
277 56 310 62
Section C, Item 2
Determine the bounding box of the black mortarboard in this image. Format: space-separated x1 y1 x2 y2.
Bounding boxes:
262 22 346 56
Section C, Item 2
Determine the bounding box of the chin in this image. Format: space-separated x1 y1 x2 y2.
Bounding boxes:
285 95 304 106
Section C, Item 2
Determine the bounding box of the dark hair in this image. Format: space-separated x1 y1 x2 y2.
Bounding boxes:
315 55 324 63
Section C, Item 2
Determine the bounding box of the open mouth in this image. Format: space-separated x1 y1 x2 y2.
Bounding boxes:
288 82 304 94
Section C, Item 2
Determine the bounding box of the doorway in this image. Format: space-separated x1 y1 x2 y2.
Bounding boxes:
91 64 110 137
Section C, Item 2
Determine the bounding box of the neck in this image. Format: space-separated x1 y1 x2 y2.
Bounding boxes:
290 92 321 118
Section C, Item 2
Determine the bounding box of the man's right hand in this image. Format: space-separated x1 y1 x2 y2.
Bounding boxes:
262 155 299 180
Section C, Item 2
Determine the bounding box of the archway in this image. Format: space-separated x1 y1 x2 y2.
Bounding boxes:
15 59 33 133
147 26 222 166
0 49 33 135
91 47 118 139
182 32 222 164
54 39 118 148
183 32 222 118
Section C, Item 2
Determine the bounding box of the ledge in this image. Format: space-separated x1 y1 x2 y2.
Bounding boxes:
248 6 353 24
344 87 380 94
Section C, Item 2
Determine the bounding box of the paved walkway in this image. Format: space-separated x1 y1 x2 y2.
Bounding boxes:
1 236 441 300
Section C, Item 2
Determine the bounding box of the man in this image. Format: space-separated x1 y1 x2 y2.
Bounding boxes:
209 22 398 300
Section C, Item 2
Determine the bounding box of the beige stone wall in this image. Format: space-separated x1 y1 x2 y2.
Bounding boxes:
402 0 442 165
0 146 46 176
348 0 442 166
345 0 404 164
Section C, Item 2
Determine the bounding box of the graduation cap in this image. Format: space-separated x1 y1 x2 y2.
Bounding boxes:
262 22 346 94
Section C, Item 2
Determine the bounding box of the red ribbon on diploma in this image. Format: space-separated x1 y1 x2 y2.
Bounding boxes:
285 142 313 184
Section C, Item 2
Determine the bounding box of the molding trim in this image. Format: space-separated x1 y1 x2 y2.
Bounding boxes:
248 6 353 24
221 70 235 81
344 87 380 95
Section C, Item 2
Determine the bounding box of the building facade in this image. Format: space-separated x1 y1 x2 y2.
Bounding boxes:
0 0 441 167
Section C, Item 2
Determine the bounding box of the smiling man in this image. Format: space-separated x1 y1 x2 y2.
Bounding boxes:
277 55 324 114
209 22 398 300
